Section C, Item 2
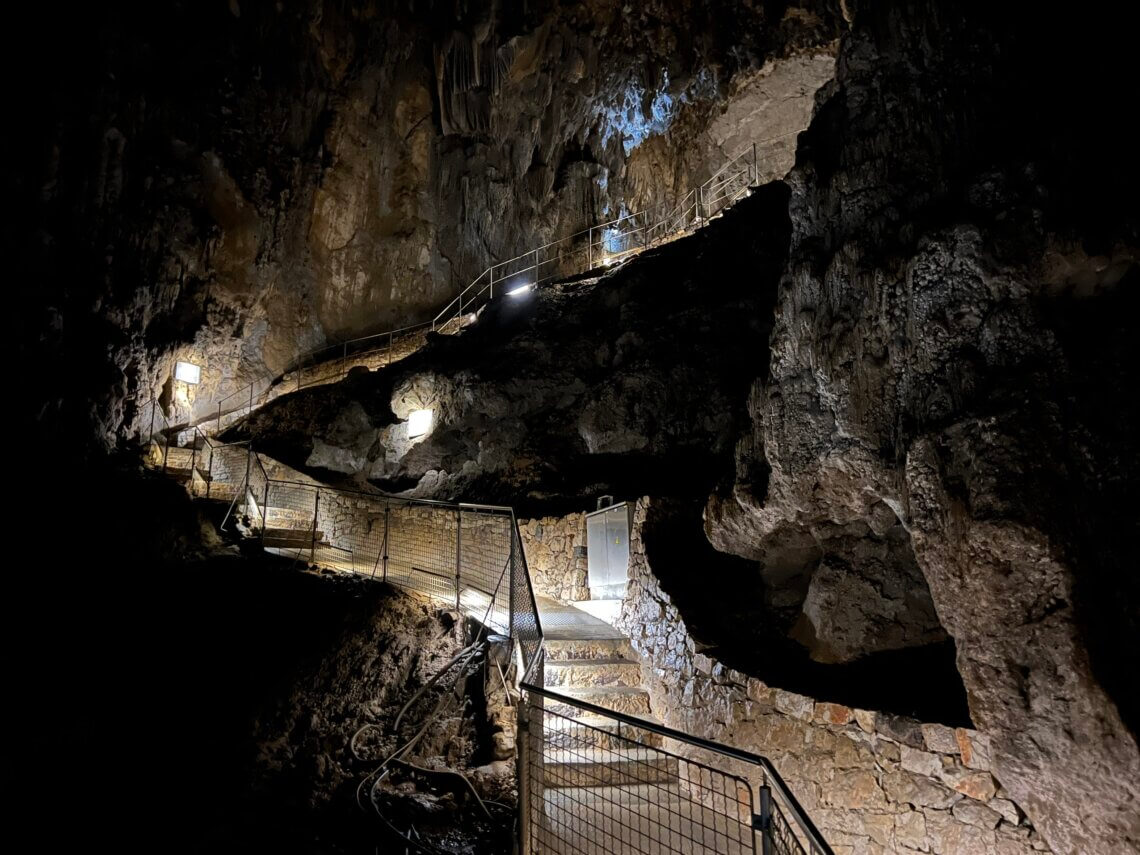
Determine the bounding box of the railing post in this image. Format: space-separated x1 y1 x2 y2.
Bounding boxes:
533 249 539 286
382 501 390 582
517 696 532 855
148 399 156 442
588 226 594 270
758 785 774 855
206 443 214 500
752 141 758 184
455 508 462 609
244 443 252 502
261 480 270 550
311 490 320 566
216 402 222 436
509 524 516 639
489 266 494 299
189 429 198 488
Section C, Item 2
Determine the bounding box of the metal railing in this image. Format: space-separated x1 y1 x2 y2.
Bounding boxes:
517 684 833 855
430 135 789 334
134 132 796 440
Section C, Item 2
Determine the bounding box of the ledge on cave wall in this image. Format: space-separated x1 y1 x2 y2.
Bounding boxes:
228 184 793 514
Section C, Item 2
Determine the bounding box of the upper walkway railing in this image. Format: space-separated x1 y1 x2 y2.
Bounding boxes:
139 131 796 440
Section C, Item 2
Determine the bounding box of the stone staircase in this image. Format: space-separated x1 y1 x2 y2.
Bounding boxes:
538 604 676 801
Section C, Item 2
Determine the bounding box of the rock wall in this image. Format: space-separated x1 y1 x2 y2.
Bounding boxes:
237 184 793 515
618 498 1049 855
12 0 839 451
703 4 1140 852
518 512 589 602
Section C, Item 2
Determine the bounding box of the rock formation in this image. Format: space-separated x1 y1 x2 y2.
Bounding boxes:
234 186 793 513
704 3 1140 852
11 0 837 447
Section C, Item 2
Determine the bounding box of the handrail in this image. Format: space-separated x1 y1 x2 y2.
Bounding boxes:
145 428 828 853
519 681 834 855
140 132 795 439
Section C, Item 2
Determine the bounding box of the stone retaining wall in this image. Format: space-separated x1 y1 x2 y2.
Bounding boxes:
616 497 1051 855
518 512 589 602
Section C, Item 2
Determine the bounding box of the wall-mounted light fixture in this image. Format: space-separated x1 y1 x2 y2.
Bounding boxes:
174 361 201 385
507 284 533 297
408 408 434 438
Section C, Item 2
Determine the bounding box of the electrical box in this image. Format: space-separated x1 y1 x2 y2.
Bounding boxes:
586 502 631 598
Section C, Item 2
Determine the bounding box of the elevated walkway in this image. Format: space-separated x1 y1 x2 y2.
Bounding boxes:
142 136 777 439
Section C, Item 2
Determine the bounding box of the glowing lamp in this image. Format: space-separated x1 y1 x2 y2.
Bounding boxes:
174 361 201 385
408 408 433 438
507 284 532 297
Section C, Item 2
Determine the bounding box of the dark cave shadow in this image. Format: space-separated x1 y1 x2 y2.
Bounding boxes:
640 497 973 727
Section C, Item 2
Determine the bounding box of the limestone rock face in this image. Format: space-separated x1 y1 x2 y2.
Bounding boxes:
237 187 793 514
704 4 1140 852
13 0 838 450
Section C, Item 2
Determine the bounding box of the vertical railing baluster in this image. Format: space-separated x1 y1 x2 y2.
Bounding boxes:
311 489 320 566
382 500 390 582
517 695 532 855
455 507 462 609
759 785 773 855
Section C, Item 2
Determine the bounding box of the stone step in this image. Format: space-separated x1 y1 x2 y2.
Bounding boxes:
543 713 666 750
543 637 636 662
574 598 623 624
543 686 652 719
542 748 679 789
544 658 643 689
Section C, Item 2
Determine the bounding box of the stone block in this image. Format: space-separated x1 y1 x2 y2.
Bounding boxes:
924 807 997 854
833 733 875 769
883 770 962 809
901 744 943 777
952 799 1002 829
921 722 960 754
894 808 928 851
822 770 888 809
774 689 814 721
988 797 1022 825
815 701 855 725
940 766 998 801
854 708 877 733
874 738 901 763
954 727 992 771
877 713 925 747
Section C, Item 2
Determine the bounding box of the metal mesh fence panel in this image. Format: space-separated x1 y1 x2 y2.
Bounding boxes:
385 500 459 603
204 442 249 502
511 522 543 683
768 792 809 855
522 698 757 855
263 481 319 560
245 453 268 530
312 488 388 578
458 508 512 632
